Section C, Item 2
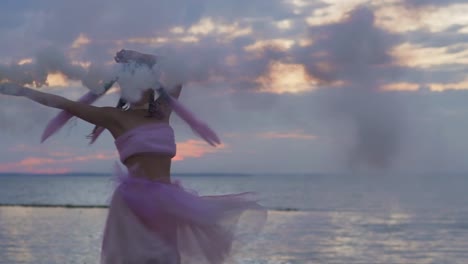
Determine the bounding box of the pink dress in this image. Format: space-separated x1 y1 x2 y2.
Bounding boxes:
100 123 267 264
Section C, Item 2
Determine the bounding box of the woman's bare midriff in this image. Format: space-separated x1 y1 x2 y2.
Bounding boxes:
123 153 172 182
108 108 175 183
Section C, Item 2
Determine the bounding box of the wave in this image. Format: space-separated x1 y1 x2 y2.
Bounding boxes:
0 203 303 212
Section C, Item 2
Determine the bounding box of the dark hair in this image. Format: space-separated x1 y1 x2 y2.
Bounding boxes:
145 89 166 119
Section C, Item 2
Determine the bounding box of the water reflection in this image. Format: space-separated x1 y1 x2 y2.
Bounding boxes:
0 207 467 263
316 209 468 263
0 207 35 263
0 207 105 264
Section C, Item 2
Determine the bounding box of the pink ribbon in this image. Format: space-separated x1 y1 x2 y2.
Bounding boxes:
41 80 116 143
41 92 101 143
164 93 221 146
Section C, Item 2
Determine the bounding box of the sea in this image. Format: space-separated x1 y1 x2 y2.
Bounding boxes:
0 172 467 264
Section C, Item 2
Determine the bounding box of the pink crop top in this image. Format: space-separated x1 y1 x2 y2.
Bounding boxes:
115 123 176 162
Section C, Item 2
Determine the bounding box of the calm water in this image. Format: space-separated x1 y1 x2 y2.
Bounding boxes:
0 173 467 263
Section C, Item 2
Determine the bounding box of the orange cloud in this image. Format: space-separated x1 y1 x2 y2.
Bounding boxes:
256 61 316 94
194 18 251 39
46 73 69 87
173 139 226 161
305 0 369 26
245 39 295 53
0 151 117 173
382 80 468 92
17 58 33 65
20 157 56 166
430 81 468 92
129 18 251 46
391 43 468 68
28 168 72 174
71 33 91 49
4 140 228 171
257 130 318 140
381 82 420 92
376 3 468 33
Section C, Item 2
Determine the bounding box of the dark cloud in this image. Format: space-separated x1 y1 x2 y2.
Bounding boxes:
0 0 292 56
0 0 297 89
402 0 468 8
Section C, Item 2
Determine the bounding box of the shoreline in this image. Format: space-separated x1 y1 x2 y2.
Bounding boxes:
0 203 302 212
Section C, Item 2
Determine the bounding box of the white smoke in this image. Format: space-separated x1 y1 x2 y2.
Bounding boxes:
114 62 161 103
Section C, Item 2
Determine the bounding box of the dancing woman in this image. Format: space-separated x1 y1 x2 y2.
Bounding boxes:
0 49 267 264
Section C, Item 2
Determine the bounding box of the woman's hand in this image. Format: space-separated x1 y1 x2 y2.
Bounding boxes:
114 49 157 66
0 83 30 96
114 49 137 63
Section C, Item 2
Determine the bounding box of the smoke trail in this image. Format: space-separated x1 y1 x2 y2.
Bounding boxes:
293 6 405 170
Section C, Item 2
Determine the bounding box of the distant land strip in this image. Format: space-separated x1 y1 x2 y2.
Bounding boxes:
0 203 302 211
0 203 108 208
0 172 253 177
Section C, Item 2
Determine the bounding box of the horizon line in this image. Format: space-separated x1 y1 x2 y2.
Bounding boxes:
0 171 323 176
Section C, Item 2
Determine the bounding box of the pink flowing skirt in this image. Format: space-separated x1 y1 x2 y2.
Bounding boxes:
101 168 267 264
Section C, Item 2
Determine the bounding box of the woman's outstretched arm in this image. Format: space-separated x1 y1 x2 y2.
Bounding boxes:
0 83 119 129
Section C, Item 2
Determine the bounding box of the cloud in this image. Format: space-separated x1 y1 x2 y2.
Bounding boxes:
283 6 406 170
0 151 117 173
0 0 318 94
2 1 468 174
0 46 116 96
401 0 468 8
173 139 226 161
0 1 298 100
257 130 317 140
256 62 316 94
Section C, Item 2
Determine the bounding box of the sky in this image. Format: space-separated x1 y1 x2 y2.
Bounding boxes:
1 0 468 174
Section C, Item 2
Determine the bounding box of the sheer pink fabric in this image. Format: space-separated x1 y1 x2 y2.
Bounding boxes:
88 126 105 145
164 94 220 146
41 79 115 143
101 166 267 264
114 123 176 162
41 91 100 143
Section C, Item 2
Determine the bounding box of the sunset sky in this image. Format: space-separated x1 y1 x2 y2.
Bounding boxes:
1 0 468 174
